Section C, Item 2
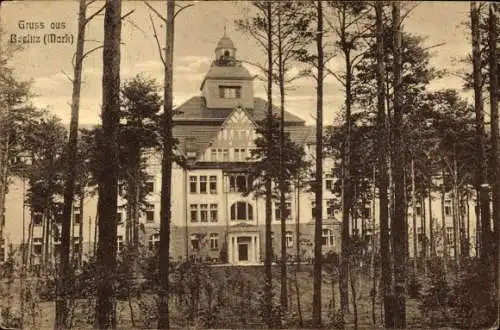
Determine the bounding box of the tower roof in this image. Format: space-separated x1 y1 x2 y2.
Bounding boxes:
216 35 235 50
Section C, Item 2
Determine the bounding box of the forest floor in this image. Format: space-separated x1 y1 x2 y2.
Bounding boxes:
1 264 457 329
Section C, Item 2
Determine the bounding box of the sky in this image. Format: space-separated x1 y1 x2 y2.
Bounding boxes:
1 0 472 126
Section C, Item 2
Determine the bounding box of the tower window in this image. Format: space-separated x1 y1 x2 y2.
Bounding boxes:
219 86 241 99
224 50 230 57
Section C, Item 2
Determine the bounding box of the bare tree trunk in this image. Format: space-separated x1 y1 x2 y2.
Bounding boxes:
371 165 377 326
487 2 499 309
339 3 353 315
312 1 324 327
349 261 358 330
391 3 406 327
158 1 175 328
375 2 392 327
95 0 121 327
79 193 84 267
471 1 493 279
411 158 417 279
428 182 434 257
56 1 87 327
440 169 448 275
278 9 288 310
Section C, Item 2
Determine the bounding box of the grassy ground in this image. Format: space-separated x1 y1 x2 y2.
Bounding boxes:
1 264 439 329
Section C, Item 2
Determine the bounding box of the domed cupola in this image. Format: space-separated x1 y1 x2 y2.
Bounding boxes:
215 28 237 64
200 29 255 109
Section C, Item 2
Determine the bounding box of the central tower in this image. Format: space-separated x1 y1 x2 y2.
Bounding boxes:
200 32 255 109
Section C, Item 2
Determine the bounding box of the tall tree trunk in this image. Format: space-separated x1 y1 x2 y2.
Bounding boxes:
296 182 301 270
278 8 288 310
56 0 87 327
340 4 352 314
440 169 448 275
340 3 357 313
487 2 499 308
157 0 175 328
471 1 493 278
79 192 84 267
95 0 121 327
391 3 406 327
421 194 426 266
428 181 434 257
375 2 392 327
411 158 417 279
452 152 459 266
262 1 274 327
371 165 377 326
312 1 324 327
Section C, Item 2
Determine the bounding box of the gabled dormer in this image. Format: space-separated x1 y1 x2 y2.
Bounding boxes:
200 32 254 109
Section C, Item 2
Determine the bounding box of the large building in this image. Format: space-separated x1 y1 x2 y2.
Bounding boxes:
1 34 480 266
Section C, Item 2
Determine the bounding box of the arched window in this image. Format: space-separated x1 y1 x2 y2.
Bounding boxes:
224 50 230 57
322 228 334 247
230 202 253 221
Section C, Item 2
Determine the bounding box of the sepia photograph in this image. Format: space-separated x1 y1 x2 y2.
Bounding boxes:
0 0 499 328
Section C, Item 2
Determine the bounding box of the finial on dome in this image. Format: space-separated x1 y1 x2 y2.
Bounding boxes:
224 25 227 37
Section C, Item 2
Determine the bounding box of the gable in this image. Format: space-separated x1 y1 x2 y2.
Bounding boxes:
199 107 256 161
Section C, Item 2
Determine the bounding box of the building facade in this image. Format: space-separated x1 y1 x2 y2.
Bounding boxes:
1 34 480 266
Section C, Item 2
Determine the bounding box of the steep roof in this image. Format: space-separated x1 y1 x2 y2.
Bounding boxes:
174 96 305 124
200 63 253 90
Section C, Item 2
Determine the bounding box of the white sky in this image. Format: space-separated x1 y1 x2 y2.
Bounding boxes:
1 0 472 126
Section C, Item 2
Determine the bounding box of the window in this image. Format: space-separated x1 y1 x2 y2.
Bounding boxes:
327 199 335 219
210 233 219 250
33 213 43 226
210 148 217 161
223 149 229 161
117 235 123 253
148 233 160 251
445 205 451 217
311 201 316 219
145 204 155 222
286 231 293 248
73 237 81 252
326 179 333 191
362 207 371 219
234 148 246 161
189 176 197 194
210 204 218 222
415 206 422 216
190 204 198 222
200 204 208 222
231 202 253 221
209 176 217 194
229 175 250 192
33 238 43 255
217 148 223 161
116 212 123 224
322 228 334 247
446 226 453 244
219 86 241 99
74 212 81 225
190 234 200 251
144 181 154 194
417 227 425 243
200 176 208 194
275 202 292 220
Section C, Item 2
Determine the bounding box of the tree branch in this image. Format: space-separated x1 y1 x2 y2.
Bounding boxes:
82 45 104 60
174 3 194 19
61 70 74 83
144 1 167 24
149 13 166 66
85 4 106 25
121 9 135 21
325 67 346 87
